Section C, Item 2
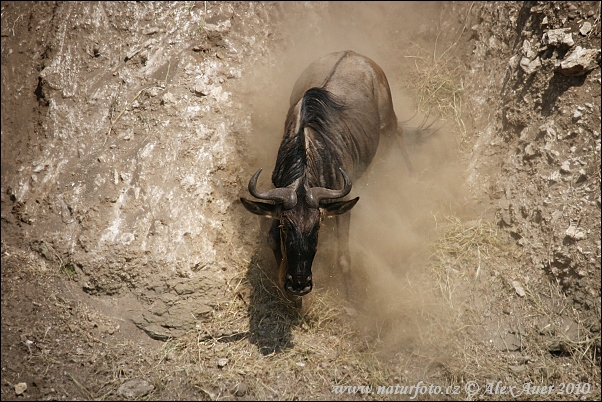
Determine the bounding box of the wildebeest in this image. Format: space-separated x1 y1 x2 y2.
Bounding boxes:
241 50 410 300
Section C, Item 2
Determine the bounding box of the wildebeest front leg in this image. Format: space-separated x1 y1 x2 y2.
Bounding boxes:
268 220 287 288
269 220 302 308
268 220 282 264
336 213 352 298
268 219 283 279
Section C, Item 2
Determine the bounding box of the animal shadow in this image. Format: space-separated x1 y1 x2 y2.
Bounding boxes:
245 249 303 355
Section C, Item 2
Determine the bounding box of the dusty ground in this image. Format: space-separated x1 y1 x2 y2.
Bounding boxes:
1 1 600 400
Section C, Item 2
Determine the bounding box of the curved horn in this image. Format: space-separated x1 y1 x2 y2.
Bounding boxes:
248 168 298 209
306 168 352 208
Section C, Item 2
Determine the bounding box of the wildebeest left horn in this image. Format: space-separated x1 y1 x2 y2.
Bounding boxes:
306 168 352 208
248 168 298 209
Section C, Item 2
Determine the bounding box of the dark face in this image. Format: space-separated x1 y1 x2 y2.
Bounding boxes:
280 204 321 296
241 189 359 297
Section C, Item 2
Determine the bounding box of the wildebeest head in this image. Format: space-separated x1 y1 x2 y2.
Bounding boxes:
241 168 358 296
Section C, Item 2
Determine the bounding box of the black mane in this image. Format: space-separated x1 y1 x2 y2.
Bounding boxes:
272 87 347 188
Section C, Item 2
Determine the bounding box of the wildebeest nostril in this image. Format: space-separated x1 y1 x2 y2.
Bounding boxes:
289 275 311 286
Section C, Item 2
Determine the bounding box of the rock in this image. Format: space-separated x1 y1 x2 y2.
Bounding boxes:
164 304 196 329
524 143 539 159
173 281 195 295
520 56 541 75
125 47 141 61
149 300 169 316
548 170 561 184
191 301 213 318
542 28 574 48
143 26 159 35
493 331 522 352
117 379 154 399
343 307 357 317
193 82 209 96
139 323 171 341
499 207 512 226
572 110 583 121
232 383 248 397
509 365 526 373
560 160 571 173
204 19 231 33
160 92 177 105
512 280 526 297
575 169 587 184
579 22 592 36
557 46 601 76
522 40 535 59
14 382 27 396
192 43 211 52
565 223 586 240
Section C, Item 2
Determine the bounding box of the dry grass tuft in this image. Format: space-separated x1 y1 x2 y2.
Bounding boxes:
414 54 465 133
396 21 469 144
428 217 601 400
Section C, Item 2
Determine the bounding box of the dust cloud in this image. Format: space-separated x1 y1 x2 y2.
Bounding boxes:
241 2 471 360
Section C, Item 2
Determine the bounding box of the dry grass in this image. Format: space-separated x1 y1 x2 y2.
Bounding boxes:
144 216 596 400
431 216 501 309
152 257 403 400
428 217 601 400
394 6 472 146
413 53 466 137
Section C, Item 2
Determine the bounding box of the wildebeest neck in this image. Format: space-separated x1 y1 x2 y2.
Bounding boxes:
272 87 348 190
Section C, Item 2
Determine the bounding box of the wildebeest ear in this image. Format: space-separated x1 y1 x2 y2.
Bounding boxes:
240 198 282 219
321 197 359 217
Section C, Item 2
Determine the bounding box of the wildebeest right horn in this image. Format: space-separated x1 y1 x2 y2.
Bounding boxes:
306 168 352 208
248 168 298 209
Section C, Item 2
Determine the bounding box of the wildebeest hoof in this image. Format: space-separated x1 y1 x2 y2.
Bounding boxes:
339 256 350 274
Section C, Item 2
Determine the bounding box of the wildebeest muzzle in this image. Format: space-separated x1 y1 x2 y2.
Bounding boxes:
285 274 313 296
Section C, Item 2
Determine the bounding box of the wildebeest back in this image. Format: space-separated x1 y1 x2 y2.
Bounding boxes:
283 50 398 186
